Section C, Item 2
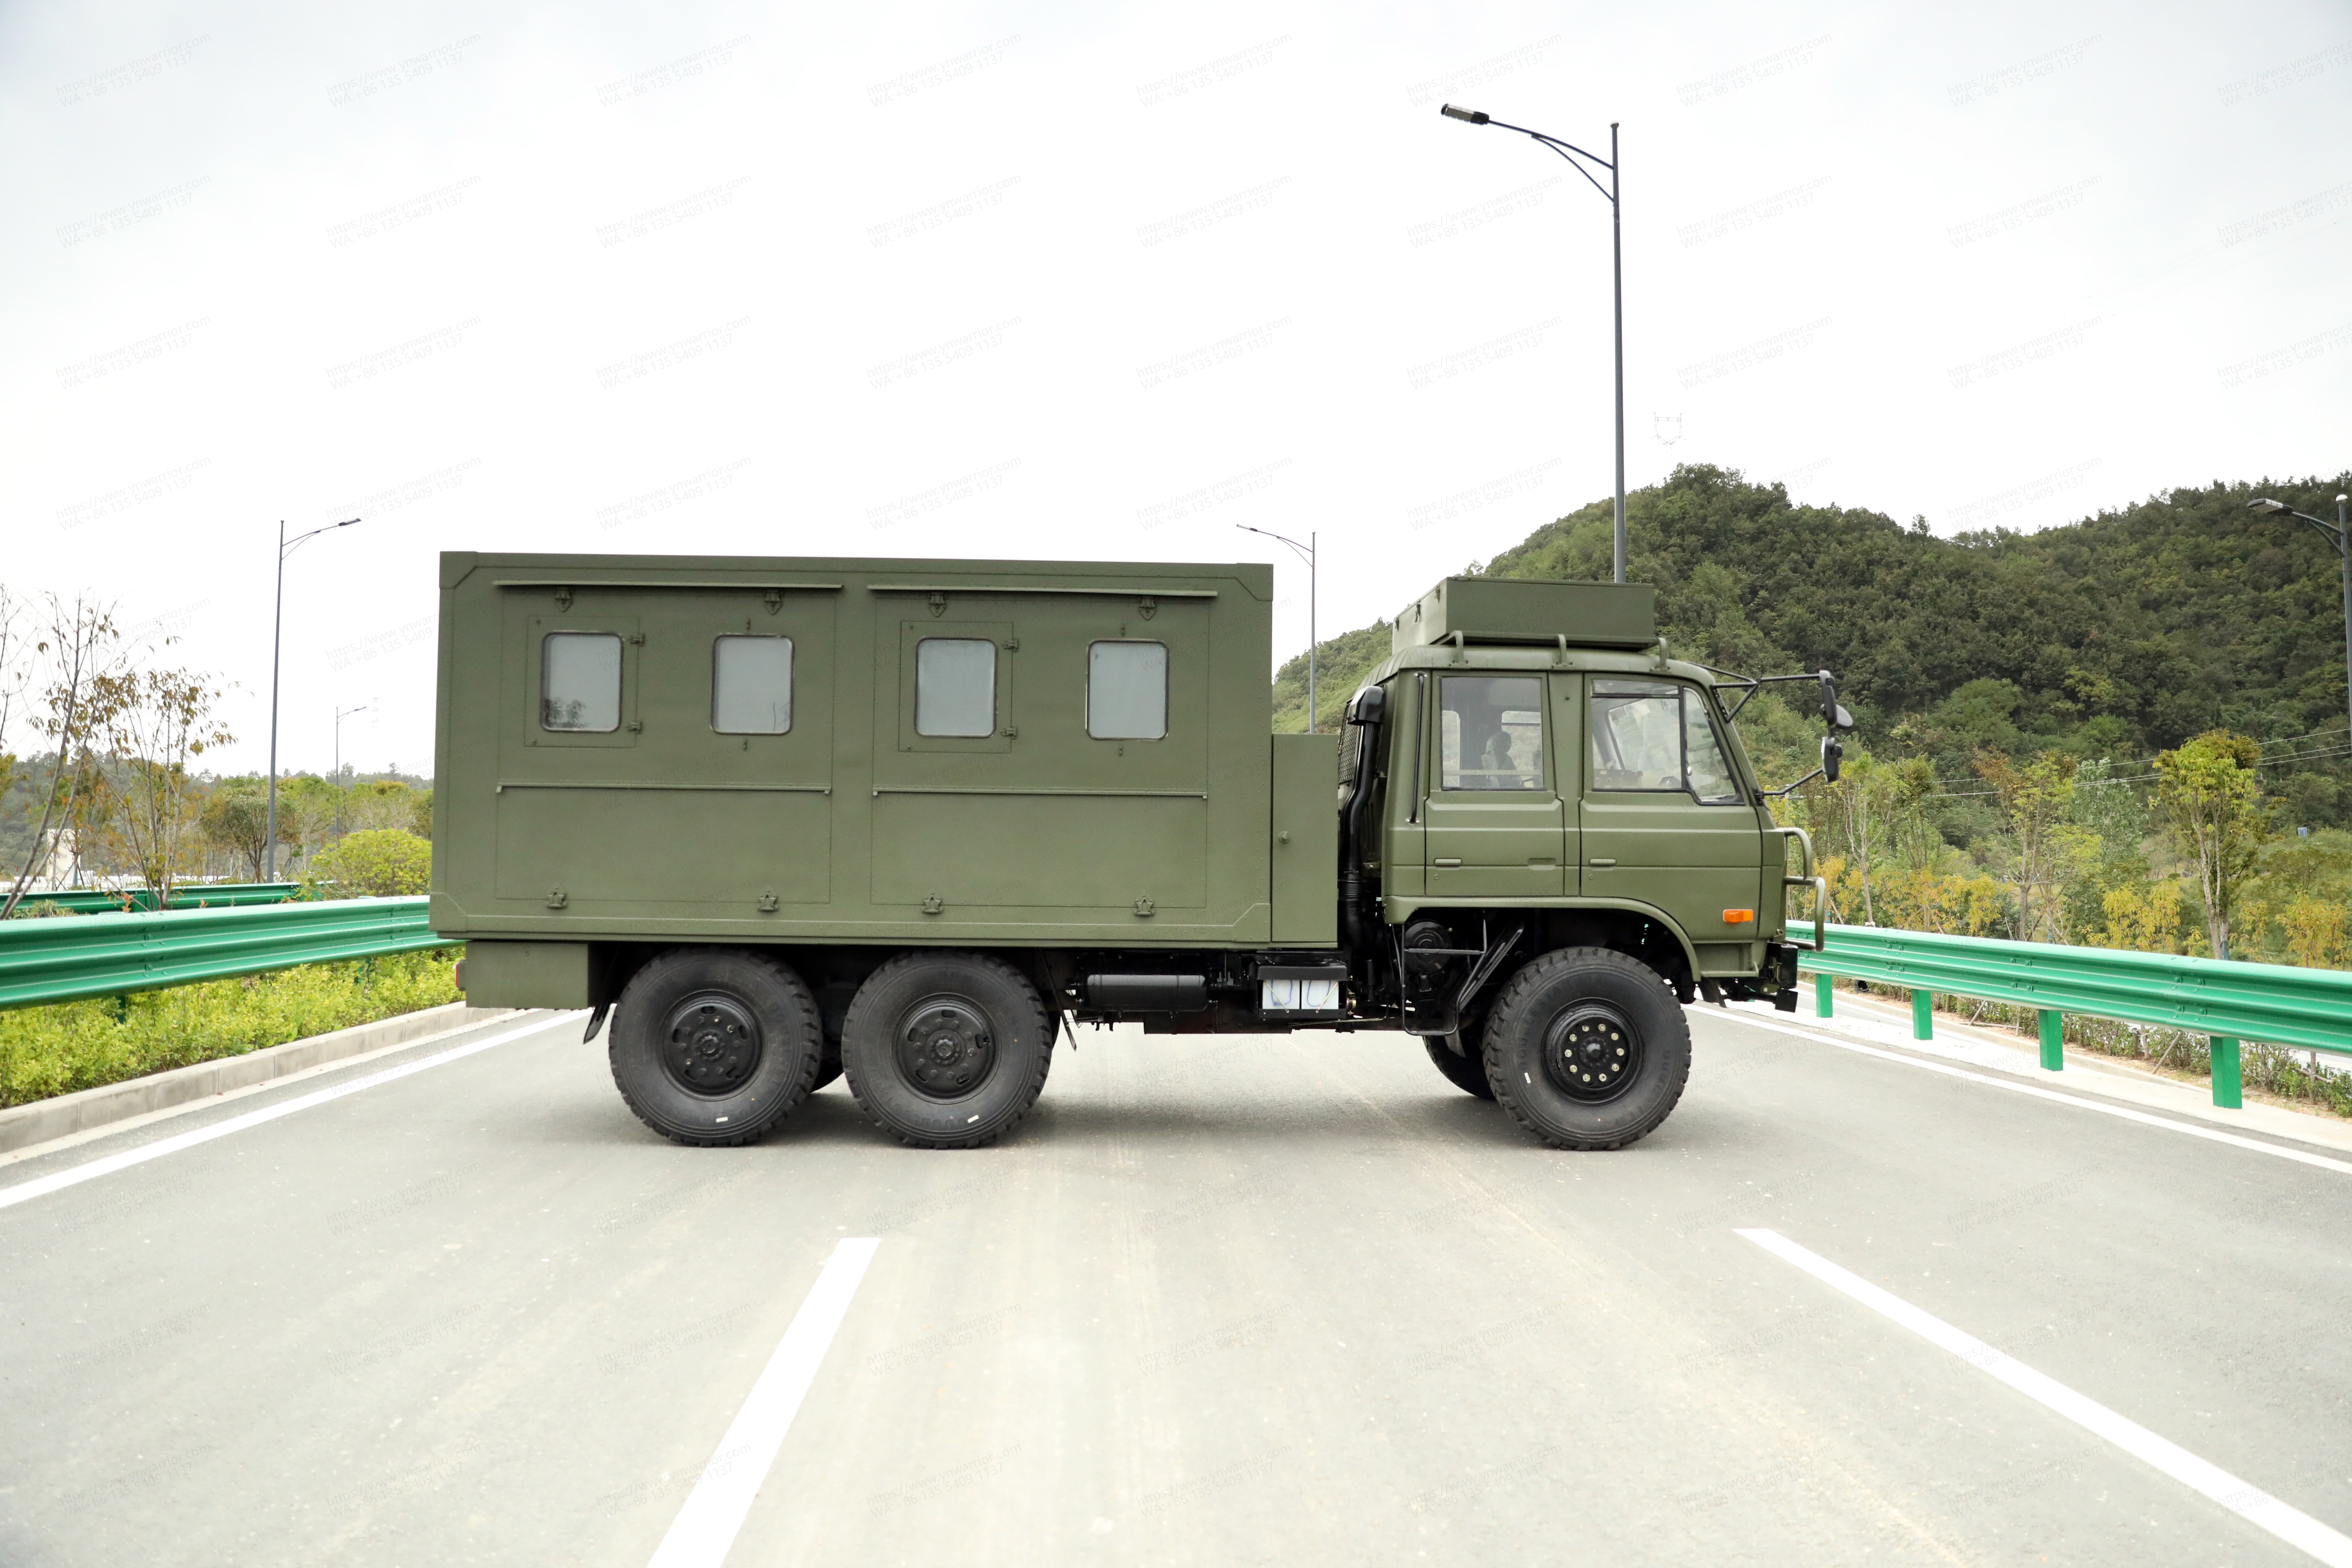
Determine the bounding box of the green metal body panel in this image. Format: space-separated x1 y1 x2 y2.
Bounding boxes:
457 939 594 1009
0 897 449 1012
1268 734 1338 944
432 554 1275 948
1394 576 1658 651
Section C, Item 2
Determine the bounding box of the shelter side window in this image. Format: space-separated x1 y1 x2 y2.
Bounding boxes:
1438 675 1544 790
915 638 996 737
712 635 793 734
541 632 622 733
1087 640 1167 740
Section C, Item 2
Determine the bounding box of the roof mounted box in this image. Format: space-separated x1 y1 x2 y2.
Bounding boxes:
1392 576 1657 653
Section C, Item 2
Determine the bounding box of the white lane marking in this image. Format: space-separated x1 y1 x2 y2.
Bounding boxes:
1739 1228 2352 1566
0 1013 581 1212
648 1238 879 1568
1698 1009 2352 1179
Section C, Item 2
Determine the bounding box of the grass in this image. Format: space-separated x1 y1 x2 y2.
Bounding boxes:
0 949 462 1110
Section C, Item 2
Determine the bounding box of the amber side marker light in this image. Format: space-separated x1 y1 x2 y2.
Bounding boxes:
1723 909 1756 924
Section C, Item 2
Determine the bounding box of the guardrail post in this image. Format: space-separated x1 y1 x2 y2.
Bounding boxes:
2037 1010 2063 1072
1910 989 1934 1041
1815 973 1833 1018
2211 1037 2241 1109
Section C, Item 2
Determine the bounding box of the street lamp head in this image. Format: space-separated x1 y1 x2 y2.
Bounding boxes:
2247 498 2289 516
1439 103 1490 125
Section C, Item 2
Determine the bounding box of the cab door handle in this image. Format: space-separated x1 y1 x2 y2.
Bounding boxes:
1432 857 1462 867
1588 857 1616 867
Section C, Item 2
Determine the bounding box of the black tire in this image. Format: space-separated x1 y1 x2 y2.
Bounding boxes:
1482 947 1690 1150
841 951 1052 1149
1422 1025 1496 1100
608 948 824 1147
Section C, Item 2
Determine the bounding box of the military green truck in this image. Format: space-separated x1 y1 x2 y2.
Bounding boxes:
434 554 1840 1152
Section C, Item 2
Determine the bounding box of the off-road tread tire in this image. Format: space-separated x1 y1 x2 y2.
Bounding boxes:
841 950 1052 1149
1482 946 1690 1151
1422 1031 1496 1099
608 948 824 1148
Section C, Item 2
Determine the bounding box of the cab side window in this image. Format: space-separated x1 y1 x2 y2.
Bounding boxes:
1589 680 1743 803
1439 676 1544 790
541 632 622 732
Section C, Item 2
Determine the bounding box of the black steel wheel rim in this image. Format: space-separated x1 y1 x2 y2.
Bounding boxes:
1541 1003 1642 1103
895 996 997 1100
661 992 764 1097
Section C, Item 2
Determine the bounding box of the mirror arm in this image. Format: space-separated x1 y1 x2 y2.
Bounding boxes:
1759 766 1824 800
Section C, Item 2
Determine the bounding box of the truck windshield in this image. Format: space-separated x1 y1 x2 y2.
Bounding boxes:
1590 680 1743 803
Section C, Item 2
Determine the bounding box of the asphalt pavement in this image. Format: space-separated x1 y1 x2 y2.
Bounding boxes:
3 1000 2349 1567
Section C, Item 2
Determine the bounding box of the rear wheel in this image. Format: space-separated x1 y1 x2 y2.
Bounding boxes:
1421 1019 1495 1100
841 952 1052 1148
608 948 823 1146
1482 947 1689 1150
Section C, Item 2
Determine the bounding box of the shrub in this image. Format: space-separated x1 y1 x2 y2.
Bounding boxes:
304 828 432 897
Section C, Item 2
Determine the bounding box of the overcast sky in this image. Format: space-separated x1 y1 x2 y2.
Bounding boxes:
4 0 2347 777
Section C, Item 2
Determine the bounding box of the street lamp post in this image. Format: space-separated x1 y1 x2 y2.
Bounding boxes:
1439 104 1626 584
267 518 360 881
333 704 369 838
2248 494 2352 750
1237 524 1318 731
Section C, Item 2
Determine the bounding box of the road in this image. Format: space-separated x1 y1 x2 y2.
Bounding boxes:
3 1001 2349 1566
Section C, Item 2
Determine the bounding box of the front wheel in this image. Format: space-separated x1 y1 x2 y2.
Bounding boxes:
1482 947 1690 1150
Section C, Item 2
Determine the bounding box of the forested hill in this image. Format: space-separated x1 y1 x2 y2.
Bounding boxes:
1273 464 2352 826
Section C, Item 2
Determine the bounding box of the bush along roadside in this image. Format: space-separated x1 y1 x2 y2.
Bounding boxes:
1835 976 2352 1119
0 948 461 1109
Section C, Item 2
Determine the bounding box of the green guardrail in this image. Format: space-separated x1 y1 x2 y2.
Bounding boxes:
1790 920 2352 1109
6 882 302 916
0 896 452 1012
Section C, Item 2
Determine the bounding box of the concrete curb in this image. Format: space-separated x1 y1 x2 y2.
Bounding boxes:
0 1002 520 1155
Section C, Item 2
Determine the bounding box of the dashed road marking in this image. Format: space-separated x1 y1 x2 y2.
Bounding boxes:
1740 1227 2352 1566
646 1238 878 1568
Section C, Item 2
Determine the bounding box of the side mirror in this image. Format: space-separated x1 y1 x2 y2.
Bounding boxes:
1821 734 1844 784
1833 702 1854 730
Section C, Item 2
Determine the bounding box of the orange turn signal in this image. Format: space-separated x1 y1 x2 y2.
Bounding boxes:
1722 909 1755 924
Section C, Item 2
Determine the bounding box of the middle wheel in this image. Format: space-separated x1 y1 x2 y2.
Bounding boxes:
840 951 1053 1148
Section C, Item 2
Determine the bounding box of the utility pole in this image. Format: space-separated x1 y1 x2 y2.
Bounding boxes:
1238 525 1318 729
2247 493 2352 751
267 517 361 880
1440 105 1626 583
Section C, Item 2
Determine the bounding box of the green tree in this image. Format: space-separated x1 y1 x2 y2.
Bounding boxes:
2154 731 2270 958
198 778 273 881
80 667 233 905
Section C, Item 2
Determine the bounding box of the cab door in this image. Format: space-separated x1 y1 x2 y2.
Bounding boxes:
1578 678 1764 955
1421 672 1566 898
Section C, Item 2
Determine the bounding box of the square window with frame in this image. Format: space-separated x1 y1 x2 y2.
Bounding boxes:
712 635 793 734
541 632 622 733
1087 640 1167 740
916 637 997 737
